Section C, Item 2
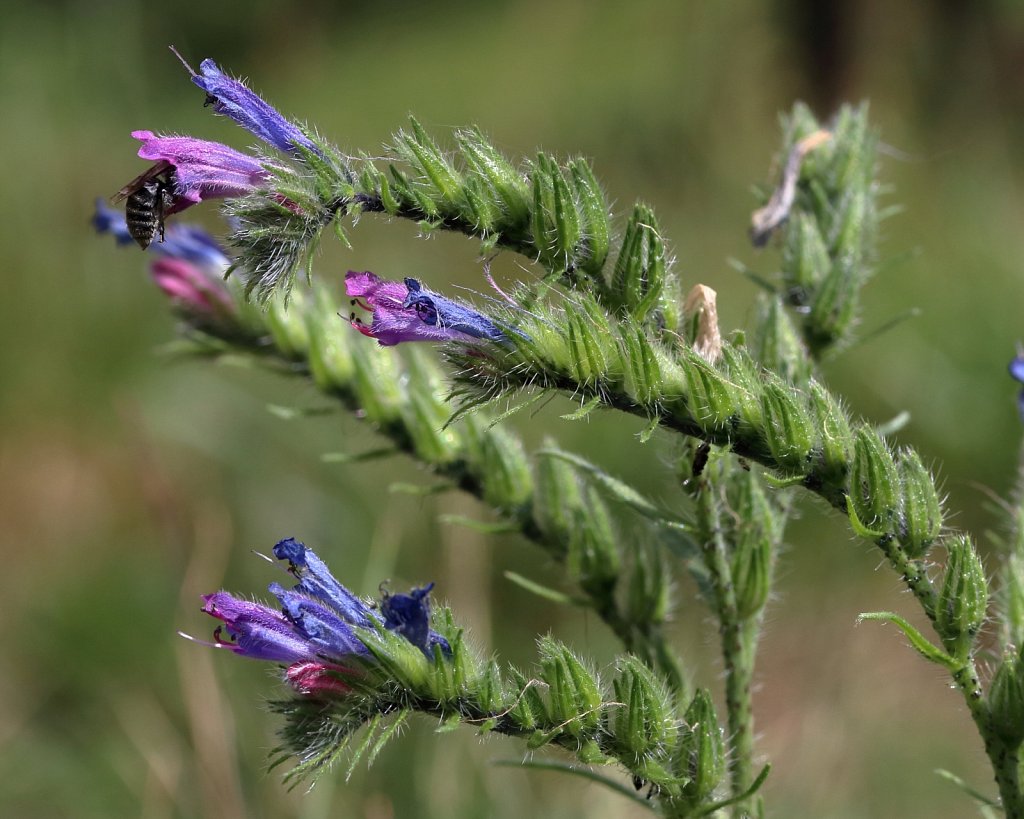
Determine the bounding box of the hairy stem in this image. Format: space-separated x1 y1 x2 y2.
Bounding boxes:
694 480 760 814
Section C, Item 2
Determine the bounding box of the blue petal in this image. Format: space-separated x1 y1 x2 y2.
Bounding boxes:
402 278 513 343
1010 356 1024 384
193 59 318 156
271 584 369 657
272 538 375 627
382 584 450 655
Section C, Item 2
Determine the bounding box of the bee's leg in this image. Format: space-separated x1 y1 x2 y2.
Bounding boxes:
157 184 174 243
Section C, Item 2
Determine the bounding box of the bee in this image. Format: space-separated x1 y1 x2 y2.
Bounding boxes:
112 160 176 249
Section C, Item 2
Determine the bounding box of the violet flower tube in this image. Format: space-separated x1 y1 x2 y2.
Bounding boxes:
189 58 319 156
192 538 450 698
130 130 270 215
345 271 513 346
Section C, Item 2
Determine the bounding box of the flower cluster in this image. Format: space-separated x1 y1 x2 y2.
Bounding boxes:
112 49 314 240
93 199 236 324
196 538 449 697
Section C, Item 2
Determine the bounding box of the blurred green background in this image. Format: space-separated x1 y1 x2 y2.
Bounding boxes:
3 1 1024 816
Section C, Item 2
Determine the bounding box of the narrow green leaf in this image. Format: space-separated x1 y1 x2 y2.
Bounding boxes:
934 769 1001 812
503 571 587 607
366 711 410 769
693 764 772 817
388 481 454 496
320 447 398 464
438 514 520 535
857 611 961 670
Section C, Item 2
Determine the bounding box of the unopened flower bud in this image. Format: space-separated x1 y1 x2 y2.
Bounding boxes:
848 426 900 534
897 449 942 558
677 689 726 802
988 652 1024 744
937 535 989 659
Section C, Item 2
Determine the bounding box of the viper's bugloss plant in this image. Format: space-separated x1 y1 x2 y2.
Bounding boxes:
94 51 1024 818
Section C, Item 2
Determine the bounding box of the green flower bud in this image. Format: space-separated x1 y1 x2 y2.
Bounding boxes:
609 656 673 758
848 425 901 534
568 158 611 279
611 203 666 321
455 126 530 226
760 377 815 472
567 309 609 385
730 472 778 619
1002 553 1024 650
805 255 858 354
349 342 405 425
683 351 737 432
533 446 584 553
266 290 311 357
897 448 943 559
781 212 830 302
567 487 621 599
752 295 812 385
720 346 764 432
474 423 534 513
988 652 1024 745
627 542 670 626
808 380 853 485
937 535 989 659
305 289 356 390
676 689 726 802
538 638 602 735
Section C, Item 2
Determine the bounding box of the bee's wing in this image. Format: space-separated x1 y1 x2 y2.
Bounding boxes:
111 161 173 203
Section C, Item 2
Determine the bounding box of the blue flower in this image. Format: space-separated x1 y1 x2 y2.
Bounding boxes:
190 58 319 156
1010 352 1024 420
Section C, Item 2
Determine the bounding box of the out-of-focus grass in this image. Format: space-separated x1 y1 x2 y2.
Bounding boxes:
2 1 1024 816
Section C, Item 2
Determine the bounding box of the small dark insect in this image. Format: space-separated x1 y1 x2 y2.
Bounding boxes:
112 161 176 249
692 442 711 478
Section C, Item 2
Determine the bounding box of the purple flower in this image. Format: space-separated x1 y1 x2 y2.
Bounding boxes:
202 593 318 663
93 199 237 323
194 538 449 696
188 58 318 156
131 130 270 214
345 271 512 346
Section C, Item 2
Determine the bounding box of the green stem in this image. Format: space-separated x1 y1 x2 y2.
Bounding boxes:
951 662 1024 817
694 482 759 814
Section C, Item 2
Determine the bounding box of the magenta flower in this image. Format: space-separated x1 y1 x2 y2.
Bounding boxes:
345 271 513 346
189 538 450 698
186 57 319 156
130 130 270 214
150 256 235 320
